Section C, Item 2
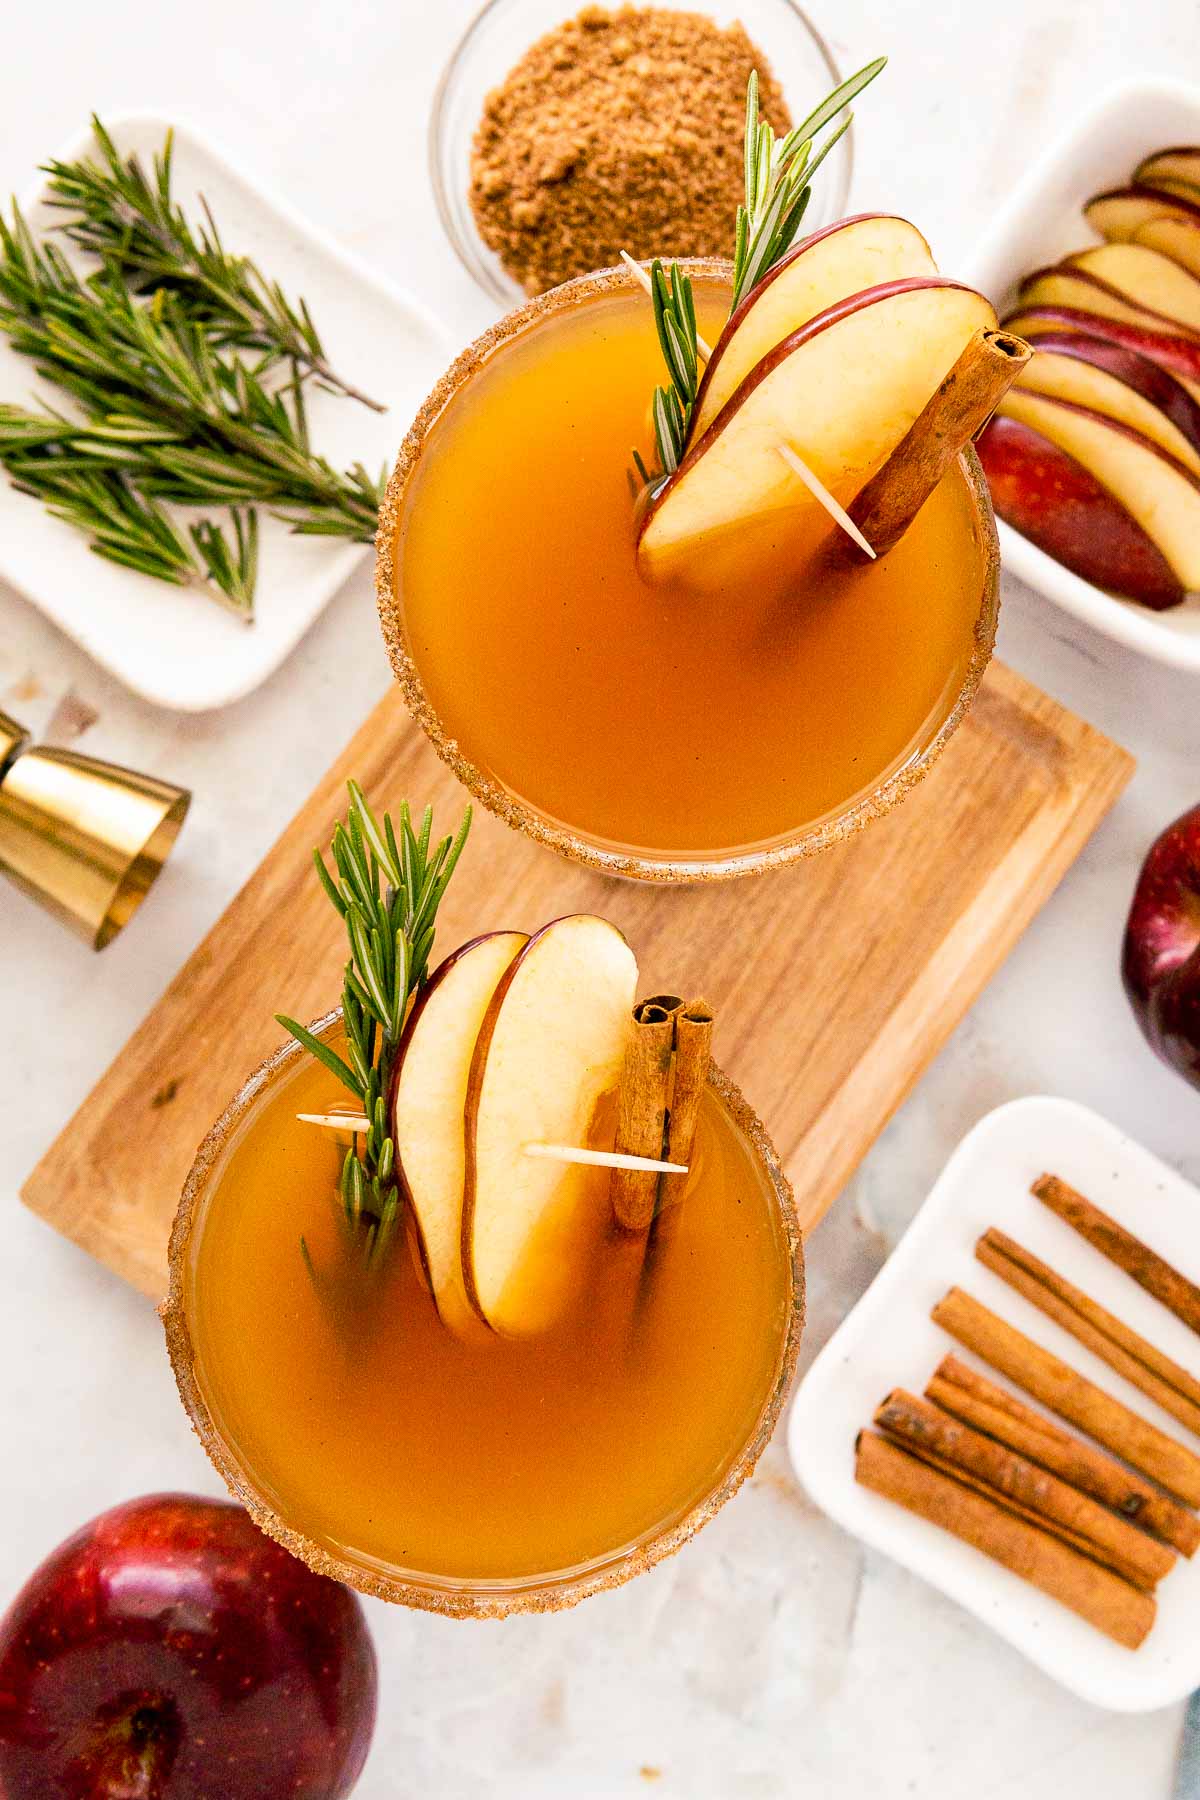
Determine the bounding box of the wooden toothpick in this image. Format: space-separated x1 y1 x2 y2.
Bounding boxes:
622 251 875 557
296 1113 689 1175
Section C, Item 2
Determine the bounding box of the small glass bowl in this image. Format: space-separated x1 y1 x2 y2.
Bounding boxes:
430 0 852 305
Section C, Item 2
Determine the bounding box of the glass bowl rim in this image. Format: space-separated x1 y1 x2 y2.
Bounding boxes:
428 0 853 306
374 258 1002 883
162 1008 806 1618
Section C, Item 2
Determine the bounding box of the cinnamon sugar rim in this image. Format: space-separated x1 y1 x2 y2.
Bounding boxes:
162 1011 805 1619
375 259 1001 884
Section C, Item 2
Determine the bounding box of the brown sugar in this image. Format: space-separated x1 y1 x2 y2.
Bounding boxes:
469 5 791 294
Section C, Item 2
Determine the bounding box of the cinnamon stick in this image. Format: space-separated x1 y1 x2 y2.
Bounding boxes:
928 1356 1200 1557
978 1227 1200 1438
610 996 681 1231
855 1431 1156 1649
874 1389 1174 1590
666 998 713 1170
932 1287 1200 1506
845 328 1031 558
1033 1173 1200 1337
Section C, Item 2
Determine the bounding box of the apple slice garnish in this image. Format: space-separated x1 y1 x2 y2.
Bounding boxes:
998 386 1200 590
637 277 996 587
1003 305 1200 403
1085 185 1200 244
689 214 937 442
462 914 637 1337
1017 264 1200 341
977 411 1184 610
1066 243 1200 336
1135 149 1200 200
1133 217 1200 280
1015 332 1200 474
391 930 529 1336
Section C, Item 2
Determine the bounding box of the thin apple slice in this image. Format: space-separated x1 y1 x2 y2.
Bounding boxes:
463 915 637 1337
1085 185 1200 244
1133 217 1200 282
1017 264 1200 340
690 214 937 441
1016 334 1200 474
391 930 528 1336
1003 305 1200 403
1135 149 1200 196
998 386 1200 590
638 277 996 587
977 412 1184 610
1066 243 1200 334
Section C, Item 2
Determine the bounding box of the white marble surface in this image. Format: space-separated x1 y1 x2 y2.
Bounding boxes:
0 2 1197 1794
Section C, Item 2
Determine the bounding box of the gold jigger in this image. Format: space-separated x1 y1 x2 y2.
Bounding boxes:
0 709 190 949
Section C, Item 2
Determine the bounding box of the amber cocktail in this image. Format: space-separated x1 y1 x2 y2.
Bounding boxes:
377 262 999 881
164 1015 801 1616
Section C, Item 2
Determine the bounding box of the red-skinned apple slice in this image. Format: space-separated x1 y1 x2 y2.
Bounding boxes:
1017 264 1200 341
998 386 1200 590
391 929 528 1337
977 411 1184 610
1015 332 1200 474
1085 185 1200 244
1065 243 1200 334
1135 149 1200 196
690 214 937 440
1134 217 1200 279
1003 305 1200 403
462 914 637 1337
638 277 996 586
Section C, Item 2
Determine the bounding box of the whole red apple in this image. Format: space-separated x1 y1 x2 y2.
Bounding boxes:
0 1493 377 1799
1123 803 1200 1090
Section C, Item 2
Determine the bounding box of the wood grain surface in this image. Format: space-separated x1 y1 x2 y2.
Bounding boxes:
21 662 1133 1299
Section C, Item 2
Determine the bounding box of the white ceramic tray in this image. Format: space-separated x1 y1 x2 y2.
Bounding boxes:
0 114 452 711
963 77 1200 672
789 1096 1200 1711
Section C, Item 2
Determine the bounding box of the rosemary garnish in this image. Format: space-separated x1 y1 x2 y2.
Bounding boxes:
637 56 887 487
277 784 471 1272
43 119 382 412
0 122 387 614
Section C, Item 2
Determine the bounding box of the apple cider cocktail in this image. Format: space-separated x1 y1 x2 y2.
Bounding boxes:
166 798 802 1612
379 64 1013 877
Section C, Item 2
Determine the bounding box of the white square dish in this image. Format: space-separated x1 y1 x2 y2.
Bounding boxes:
788 1095 1200 1711
0 114 453 711
962 78 1200 672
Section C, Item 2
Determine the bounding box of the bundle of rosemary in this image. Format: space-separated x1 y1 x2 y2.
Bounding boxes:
0 120 386 620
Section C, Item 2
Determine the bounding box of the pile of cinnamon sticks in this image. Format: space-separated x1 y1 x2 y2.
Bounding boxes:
856 1173 1200 1650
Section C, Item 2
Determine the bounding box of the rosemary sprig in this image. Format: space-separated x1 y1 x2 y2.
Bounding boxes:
43 118 383 411
731 58 885 311
638 57 886 485
277 784 471 1271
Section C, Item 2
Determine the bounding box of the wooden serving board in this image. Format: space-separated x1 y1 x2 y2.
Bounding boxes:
22 664 1133 1300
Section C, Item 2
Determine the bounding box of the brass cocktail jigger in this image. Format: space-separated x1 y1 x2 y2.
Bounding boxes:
0 709 190 950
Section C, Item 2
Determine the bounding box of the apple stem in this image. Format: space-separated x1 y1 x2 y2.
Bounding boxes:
776 445 877 559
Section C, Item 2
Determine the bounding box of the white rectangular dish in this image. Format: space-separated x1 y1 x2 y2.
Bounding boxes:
789 1095 1200 1711
963 78 1200 672
0 114 453 711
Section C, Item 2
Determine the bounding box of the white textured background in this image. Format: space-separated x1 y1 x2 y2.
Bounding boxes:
1 2 1197 1794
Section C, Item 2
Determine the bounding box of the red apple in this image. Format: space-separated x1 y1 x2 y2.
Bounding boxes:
975 412 1185 609
1123 806 1200 1090
0 1493 377 1799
